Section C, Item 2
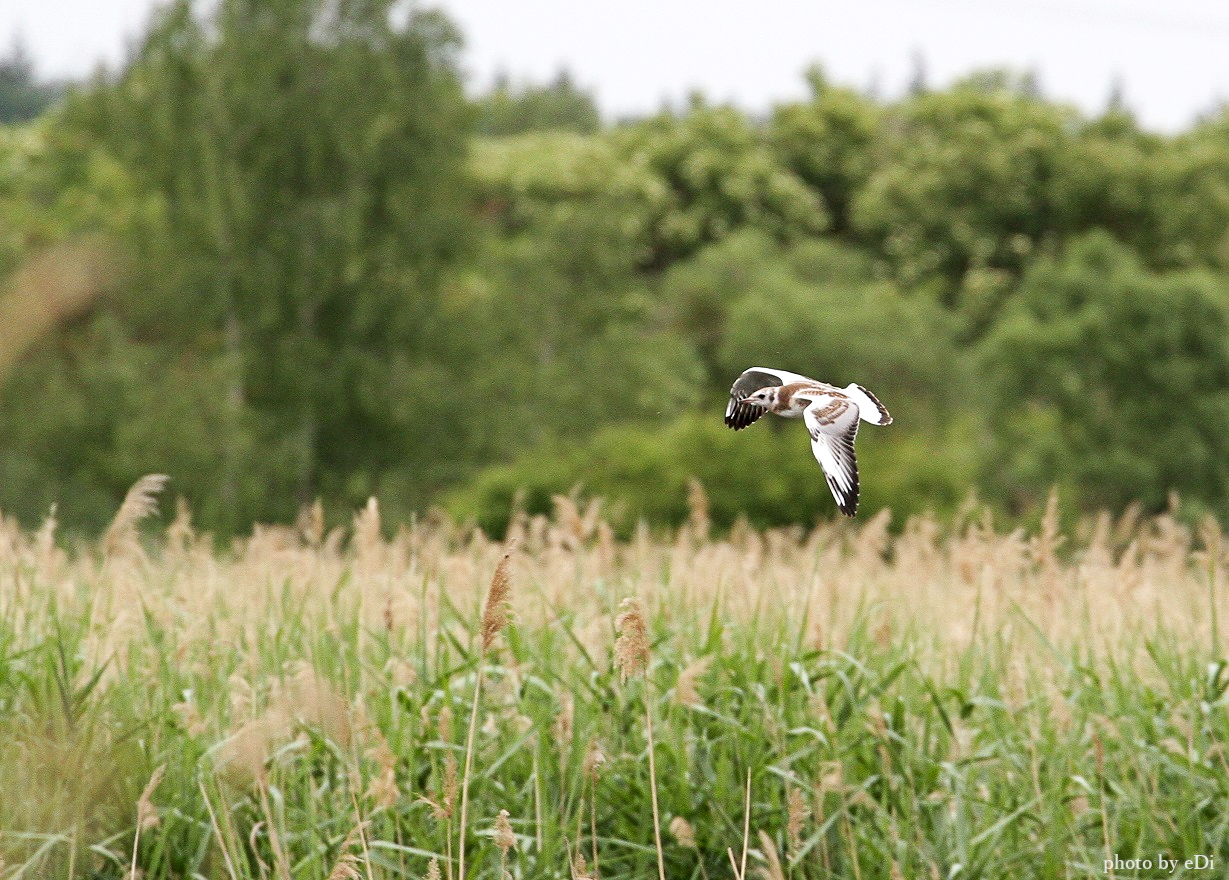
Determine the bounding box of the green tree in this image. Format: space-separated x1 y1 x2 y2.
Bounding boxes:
60 0 473 529
658 229 969 424
0 312 263 530
475 69 601 136
0 120 165 531
657 230 791 378
1051 108 1167 267
981 232 1229 515
613 100 827 270
715 237 966 428
463 132 701 455
470 131 665 264
1153 109 1229 271
770 65 881 235
852 72 1076 308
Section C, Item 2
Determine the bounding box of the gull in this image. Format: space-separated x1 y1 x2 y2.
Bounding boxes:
724 367 892 516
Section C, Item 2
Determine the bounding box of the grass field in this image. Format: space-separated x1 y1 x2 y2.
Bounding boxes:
3 479 1229 879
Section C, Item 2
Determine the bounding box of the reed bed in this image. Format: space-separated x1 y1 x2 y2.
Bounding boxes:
1 482 1228 878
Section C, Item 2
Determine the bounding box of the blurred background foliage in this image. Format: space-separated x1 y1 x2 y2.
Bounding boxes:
3 0 1229 536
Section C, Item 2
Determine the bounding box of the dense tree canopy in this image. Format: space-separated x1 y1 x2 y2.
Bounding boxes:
2 0 474 531
982 233 1229 515
4 26 1229 534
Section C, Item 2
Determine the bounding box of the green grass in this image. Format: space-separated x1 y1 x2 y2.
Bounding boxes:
2 492 1229 878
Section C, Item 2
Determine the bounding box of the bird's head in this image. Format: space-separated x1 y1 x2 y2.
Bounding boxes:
740 388 776 409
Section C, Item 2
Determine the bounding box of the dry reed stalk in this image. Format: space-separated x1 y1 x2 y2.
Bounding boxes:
441 753 459 819
839 805 863 880
326 820 370 880
14 490 1229 695
258 773 293 880
481 546 514 652
216 665 354 790
551 491 603 550
570 847 595 880
583 739 604 876
669 815 696 848
166 496 196 557
198 779 240 880
34 503 60 575
417 739 458 879
756 830 785 880
129 764 165 879
553 692 574 756
297 498 325 546
532 746 544 855
364 735 399 809
458 545 515 880
642 699 665 880
674 655 711 707
327 855 362 880
613 598 649 683
614 598 664 880
668 816 709 880
739 771 751 880
354 497 385 579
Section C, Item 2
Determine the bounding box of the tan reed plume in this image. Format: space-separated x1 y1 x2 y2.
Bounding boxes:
459 543 517 880
103 474 170 557
614 597 664 880
494 808 516 878
669 815 696 849
786 786 807 853
481 545 515 652
614 598 649 682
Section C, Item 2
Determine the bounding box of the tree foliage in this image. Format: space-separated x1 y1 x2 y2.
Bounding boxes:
6 41 1229 534
771 65 880 235
46 0 472 528
475 69 601 136
613 101 828 269
982 233 1229 514
851 74 1076 304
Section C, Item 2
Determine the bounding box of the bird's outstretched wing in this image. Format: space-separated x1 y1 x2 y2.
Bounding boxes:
724 366 813 430
803 397 861 516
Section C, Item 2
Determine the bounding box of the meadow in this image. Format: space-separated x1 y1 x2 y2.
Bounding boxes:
3 477 1229 879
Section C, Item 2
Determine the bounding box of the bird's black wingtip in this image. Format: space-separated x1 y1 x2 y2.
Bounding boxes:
724 402 760 431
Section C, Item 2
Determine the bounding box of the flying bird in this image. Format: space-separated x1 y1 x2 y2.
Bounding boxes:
724 367 892 517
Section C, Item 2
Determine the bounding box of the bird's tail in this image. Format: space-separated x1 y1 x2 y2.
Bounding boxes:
844 383 893 425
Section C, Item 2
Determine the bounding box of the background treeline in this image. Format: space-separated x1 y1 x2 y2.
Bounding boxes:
3 0 1229 537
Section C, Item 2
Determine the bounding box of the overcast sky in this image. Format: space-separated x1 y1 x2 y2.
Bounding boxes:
6 0 1229 132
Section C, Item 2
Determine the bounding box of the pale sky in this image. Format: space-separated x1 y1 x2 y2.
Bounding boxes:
6 0 1229 132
